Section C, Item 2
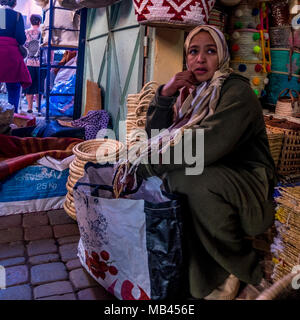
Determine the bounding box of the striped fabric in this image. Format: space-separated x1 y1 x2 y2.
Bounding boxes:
0 135 82 181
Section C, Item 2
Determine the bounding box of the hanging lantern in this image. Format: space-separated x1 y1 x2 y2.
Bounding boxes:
266 64 271 73
264 33 269 40
264 78 270 85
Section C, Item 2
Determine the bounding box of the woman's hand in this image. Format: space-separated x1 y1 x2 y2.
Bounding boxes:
161 71 198 97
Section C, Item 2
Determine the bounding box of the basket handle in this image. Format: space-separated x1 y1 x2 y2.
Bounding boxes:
278 88 290 99
278 88 298 102
140 81 159 93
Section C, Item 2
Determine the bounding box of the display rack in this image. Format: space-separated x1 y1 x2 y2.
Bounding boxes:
39 0 87 122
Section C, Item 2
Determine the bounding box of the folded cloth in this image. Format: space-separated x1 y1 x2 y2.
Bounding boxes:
0 134 82 181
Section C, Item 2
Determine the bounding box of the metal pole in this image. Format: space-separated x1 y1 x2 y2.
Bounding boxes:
73 8 87 120
45 0 54 122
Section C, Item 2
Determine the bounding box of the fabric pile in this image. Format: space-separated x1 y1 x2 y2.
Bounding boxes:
0 134 82 182
71 110 110 140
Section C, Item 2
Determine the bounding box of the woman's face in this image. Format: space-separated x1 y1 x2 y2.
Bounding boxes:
186 31 219 83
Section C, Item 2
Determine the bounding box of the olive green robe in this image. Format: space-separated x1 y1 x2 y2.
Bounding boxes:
138 73 277 299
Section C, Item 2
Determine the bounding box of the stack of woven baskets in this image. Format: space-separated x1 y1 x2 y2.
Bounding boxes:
265 0 300 107
271 184 300 282
228 0 269 97
64 139 126 220
126 81 159 146
265 117 300 176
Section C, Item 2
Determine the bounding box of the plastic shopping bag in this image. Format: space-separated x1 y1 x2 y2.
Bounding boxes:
73 163 186 300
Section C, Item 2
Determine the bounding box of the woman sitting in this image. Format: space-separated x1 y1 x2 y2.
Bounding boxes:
118 25 277 300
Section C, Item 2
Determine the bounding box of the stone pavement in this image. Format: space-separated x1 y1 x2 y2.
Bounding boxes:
0 209 116 300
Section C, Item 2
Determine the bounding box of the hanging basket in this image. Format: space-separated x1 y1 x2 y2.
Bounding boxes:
275 89 299 117
133 0 216 29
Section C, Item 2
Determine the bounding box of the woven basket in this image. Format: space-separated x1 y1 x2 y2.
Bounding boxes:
64 138 126 220
267 125 300 176
266 129 284 167
275 89 299 117
270 27 291 48
208 8 227 33
270 48 300 75
133 0 216 30
265 72 300 106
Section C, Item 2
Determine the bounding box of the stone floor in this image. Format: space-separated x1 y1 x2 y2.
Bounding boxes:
0 208 273 300
0 209 115 300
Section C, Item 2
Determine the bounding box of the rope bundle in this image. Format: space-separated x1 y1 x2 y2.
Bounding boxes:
64 139 126 220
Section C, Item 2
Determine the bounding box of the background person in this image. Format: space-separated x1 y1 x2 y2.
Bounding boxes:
23 13 44 113
0 0 31 113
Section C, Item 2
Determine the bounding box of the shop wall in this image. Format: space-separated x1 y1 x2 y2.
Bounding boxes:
83 0 185 135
